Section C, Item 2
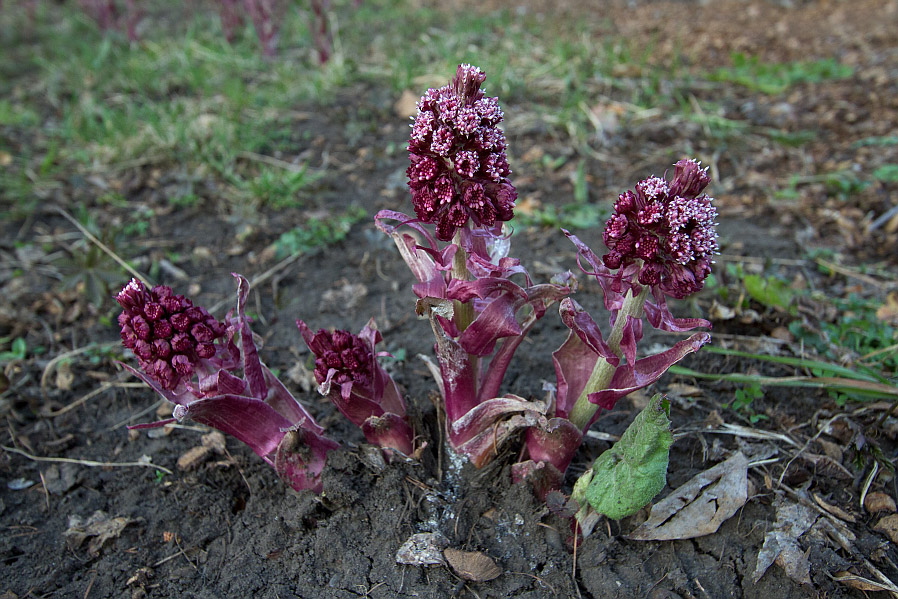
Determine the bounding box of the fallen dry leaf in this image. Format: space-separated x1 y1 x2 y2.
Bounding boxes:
396 532 448 567
55 360 74 391
65 511 136 556
833 571 891 592
393 89 419 118
752 499 817 585
864 491 896 514
177 445 212 471
812 493 855 523
873 514 898 543
443 549 502 582
202 431 226 453
875 292 898 326
627 451 748 541
178 432 227 470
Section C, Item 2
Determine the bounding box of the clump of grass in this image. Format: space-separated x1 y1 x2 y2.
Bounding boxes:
273 206 366 259
709 52 854 95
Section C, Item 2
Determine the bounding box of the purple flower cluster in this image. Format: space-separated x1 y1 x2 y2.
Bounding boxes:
308 329 374 391
602 159 718 299
117 279 226 390
407 64 517 241
299 320 414 457
118 275 339 494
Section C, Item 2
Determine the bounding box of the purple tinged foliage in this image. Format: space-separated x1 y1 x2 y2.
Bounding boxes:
118 276 337 494
376 210 572 467
601 159 719 299
297 319 414 457
514 160 717 495
243 0 285 57
407 64 517 241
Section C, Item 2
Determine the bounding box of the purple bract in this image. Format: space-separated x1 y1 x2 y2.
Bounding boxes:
118 276 338 494
407 64 517 241
602 159 718 299
298 319 414 457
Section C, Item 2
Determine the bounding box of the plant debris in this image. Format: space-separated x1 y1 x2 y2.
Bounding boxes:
627 451 749 541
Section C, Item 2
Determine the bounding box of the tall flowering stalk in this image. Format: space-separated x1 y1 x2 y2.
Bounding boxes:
377 65 570 467
117 275 338 493
514 160 718 495
297 319 415 457
243 0 285 57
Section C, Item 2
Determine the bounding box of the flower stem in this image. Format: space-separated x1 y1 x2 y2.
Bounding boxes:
451 231 474 333
568 285 650 431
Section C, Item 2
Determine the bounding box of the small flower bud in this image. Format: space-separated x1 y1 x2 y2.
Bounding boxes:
116 280 225 390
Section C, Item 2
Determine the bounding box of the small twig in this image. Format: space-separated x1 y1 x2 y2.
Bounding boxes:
868 203 898 233
107 399 164 431
1 445 173 475
237 150 310 173
38 470 50 512
40 341 120 397
676 423 799 447
223 447 252 495
716 253 807 266
83 569 98 599
815 257 892 289
207 251 304 314
43 381 145 418
53 206 151 286
778 414 843 488
174 538 198 571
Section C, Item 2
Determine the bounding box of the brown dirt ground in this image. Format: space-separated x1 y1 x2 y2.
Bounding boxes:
2 1 898 598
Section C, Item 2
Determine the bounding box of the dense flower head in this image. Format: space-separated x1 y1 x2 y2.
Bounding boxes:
407 64 517 241
602 159 719 299
116 279 226 390
309 328 374 390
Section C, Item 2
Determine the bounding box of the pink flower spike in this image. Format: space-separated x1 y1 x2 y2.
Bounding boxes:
407 64 516 240
601 159 719 299
118 275 336 494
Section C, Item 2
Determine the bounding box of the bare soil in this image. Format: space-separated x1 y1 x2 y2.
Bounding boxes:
2 1 898 598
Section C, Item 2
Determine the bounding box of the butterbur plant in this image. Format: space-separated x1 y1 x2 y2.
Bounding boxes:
117 65 719 520
377 64 571 467
297 319 415 457
513 160 717 496
117 275 338 493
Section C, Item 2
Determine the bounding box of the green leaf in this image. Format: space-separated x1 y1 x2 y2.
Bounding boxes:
873 164 898 183
742 274 795 312
572 394 673 520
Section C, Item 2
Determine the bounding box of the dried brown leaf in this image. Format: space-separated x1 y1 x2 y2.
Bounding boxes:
876 292 898 325
65 511 136 556
812 493 856 523
396 532 448 567
627 452 748 541
394 90 419 118
177 446 213 471
873 514 898 543
443 549 502 582
834 571 893 592
864 491 896 514
752 499 817 585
